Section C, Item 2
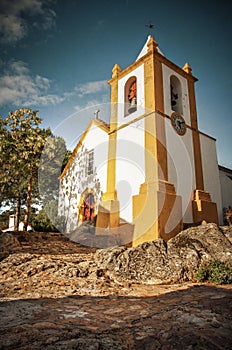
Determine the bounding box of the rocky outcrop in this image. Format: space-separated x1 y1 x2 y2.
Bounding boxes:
221 225 232 244
0 223 232 301
0 224 232 350
94 223 232 284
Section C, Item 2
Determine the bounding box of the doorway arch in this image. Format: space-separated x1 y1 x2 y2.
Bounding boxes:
78 189 96 225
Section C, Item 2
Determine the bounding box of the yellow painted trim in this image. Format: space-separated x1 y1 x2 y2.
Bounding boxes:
106 132 117 196
109 110 153 134
107 109 216 142
103 68 119 198
187 79 204 190
60 118 109 179
192 190 219 224
96 60 121 231
94 118 110 133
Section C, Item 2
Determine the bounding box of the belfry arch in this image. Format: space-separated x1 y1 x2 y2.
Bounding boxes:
170 75 183 115
124 76 137 116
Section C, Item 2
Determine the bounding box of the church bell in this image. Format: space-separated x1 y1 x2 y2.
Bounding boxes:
128 97 137 113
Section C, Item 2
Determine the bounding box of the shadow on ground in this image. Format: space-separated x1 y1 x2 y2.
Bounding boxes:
0 284 231 350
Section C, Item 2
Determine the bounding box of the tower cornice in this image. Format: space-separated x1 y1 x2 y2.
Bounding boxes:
108 48 198 86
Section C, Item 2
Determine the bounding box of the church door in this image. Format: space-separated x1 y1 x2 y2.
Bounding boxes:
83 193 95 222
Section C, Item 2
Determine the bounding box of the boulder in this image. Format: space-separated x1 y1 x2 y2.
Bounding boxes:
94 223 232 284
220 225 232 244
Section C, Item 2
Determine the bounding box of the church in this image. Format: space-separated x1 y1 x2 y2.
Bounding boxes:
59 35 226 247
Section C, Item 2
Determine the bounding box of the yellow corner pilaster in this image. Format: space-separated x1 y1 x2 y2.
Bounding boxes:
192 190 218 225
132 180 183 246
96 64 120 230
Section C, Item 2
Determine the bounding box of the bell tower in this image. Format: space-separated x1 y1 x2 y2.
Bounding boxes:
131 36 183 245
97 35 219 246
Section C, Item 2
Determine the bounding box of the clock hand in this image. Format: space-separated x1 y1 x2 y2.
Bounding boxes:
177 120 185 127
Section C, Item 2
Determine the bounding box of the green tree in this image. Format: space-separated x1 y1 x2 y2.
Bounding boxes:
37 135 70 232
32 200 66 232
0 112 27 228
0 109 51 229
0 108 70 231
38 135 68 204
61 149 72 174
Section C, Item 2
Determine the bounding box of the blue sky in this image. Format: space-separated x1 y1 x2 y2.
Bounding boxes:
0 0 231 168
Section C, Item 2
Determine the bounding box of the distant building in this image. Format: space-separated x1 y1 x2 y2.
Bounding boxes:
59 36 230 246
2 215 32 232
219 166 232 210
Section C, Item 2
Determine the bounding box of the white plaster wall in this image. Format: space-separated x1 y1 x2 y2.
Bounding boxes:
83 125 109 194
219 169 232 209
116 119 145 222
165 118 196 223
162 64 191 124
59 123 108 232
117 64 145 126
200 134 223 224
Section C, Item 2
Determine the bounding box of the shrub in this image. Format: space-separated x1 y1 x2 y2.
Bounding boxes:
32 207 66 232
195 259 232 285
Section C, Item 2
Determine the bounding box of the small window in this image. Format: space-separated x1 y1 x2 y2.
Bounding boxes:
87 149 94 175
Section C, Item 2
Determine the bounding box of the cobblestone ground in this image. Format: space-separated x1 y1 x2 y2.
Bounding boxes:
0 232 231 349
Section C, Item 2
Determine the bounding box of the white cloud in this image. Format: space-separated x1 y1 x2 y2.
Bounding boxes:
0 14 25 43
0 60 110 109
75 80 108 97
9 60 30 75
73 82 110 113
0 0 56 44
74 99 104 112
0 60 64 107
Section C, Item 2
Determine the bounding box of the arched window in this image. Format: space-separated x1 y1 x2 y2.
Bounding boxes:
170 75 183 114
124 76 137 116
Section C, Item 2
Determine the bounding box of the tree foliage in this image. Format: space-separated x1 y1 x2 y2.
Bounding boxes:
32 200 66 232
38 135 68 204
0 108 68 231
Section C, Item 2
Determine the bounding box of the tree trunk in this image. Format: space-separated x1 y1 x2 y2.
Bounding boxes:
24 170 33 231
15 196 21 231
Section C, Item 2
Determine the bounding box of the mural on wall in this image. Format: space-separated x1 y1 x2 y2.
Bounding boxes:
59 145 102 232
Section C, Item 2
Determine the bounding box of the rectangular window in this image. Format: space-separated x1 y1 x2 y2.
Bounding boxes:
87 149 94 175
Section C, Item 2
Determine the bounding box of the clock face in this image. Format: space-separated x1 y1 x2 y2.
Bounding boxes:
171 112 186 135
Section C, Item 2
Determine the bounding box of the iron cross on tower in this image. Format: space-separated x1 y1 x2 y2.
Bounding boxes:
145 21 155 35
94 109 100 119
